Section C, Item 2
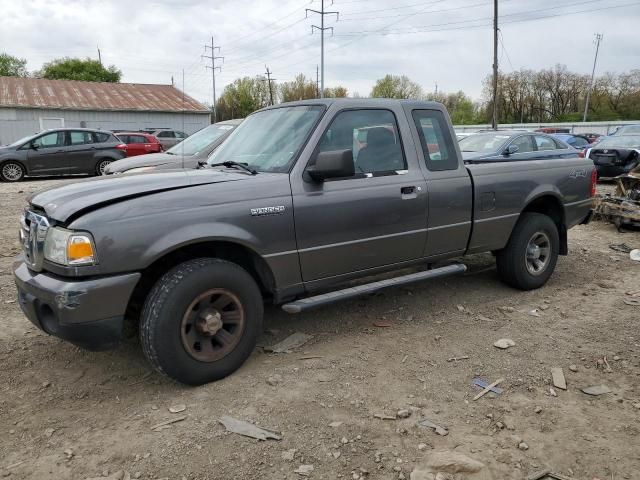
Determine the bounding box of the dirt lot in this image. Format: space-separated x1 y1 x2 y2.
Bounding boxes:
0 178 639 480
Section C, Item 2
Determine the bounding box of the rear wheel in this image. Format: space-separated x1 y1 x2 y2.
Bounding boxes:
1 161 25 182
95 159 111 176
140 258 263 385
496 213 559 290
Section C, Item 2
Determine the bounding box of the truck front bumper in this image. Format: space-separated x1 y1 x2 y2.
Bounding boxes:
13 259 141 351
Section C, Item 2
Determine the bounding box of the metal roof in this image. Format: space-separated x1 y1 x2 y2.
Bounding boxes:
0 77 210 113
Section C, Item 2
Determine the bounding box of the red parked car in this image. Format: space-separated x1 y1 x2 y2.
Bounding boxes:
114 132 163 156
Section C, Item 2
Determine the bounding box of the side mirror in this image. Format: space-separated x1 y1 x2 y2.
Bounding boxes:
307 149 354 182
30 142 39 150
503 144 519 155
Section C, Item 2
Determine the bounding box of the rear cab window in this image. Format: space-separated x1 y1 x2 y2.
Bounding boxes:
411 110 458 171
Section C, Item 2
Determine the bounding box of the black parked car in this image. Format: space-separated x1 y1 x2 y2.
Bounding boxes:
458 131 577 162
104 119 242 175
0 128 127 182
587 135 640 178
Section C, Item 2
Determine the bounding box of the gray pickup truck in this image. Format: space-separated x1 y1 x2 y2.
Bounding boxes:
13 99 595 385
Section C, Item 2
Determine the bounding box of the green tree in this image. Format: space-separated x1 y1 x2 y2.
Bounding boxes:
0 53 28 77
215 77 270 121
426 90 480 125
280 74 317 102
370 74 423 99
39 57 121 82
323 86 348 98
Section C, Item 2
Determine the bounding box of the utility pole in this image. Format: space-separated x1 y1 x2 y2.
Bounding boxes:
583 33 603 122
97 46 102 65
202 36 224 123
263 66 276 106
435 82 438 96
316 65 320 98
307 0 338 99
491 0 498 130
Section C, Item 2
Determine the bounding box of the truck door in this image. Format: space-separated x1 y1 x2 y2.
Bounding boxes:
406 108 473 258
291 107 428 283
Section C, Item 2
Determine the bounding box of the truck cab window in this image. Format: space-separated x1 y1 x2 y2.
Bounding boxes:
411 110 458 171
317 109 406 176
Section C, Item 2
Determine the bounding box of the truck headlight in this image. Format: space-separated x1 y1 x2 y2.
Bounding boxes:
44 228 97 266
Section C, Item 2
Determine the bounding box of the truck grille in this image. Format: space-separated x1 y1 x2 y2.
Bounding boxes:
20 210 50 271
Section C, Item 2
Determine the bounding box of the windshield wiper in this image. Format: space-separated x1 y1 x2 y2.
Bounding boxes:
209 161 257 175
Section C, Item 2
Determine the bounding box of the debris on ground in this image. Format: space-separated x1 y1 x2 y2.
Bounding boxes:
265 332 313 353
609 243 634 254
581 385 612 396
527 470 574 480
281 449 297 461
473 378 504 401
493 338 515 349
518 441 529 451
569 365 578 372
266 374 283 386
551 367 567 390
294 464 314 476
328 421 343 428
373 413 396 420
85 471 131 480
410 450 486 478
447 355 469 362
631 249 640 261
373 320 393 328
219 415 282 441
549 387 557 397
397 409 411 418
472 378 504 394
528 308 541 317
416 418 449 436
150 415 187 431
168 404 186 413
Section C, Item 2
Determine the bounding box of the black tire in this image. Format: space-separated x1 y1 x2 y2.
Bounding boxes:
140 258 263 385
496 212 559 290
95 159 112 176
1 161 25 182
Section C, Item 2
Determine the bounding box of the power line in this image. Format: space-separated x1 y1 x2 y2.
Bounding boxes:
307 0 339 98
498 29 515 71
583 33 603 122
202 37 224 123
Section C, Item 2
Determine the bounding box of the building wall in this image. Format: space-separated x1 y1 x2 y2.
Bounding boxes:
0 107 210 144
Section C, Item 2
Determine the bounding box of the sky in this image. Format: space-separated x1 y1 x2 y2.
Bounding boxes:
1 0 639 106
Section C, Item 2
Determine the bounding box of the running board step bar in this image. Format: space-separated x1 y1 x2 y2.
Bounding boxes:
282 263 467 314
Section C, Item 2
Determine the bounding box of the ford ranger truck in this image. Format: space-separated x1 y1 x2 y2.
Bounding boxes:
13 99 595 385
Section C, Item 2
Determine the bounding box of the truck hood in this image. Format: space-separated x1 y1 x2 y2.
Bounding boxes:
29 168 249 223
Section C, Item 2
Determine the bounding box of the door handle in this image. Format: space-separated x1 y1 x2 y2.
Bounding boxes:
401 186 416 195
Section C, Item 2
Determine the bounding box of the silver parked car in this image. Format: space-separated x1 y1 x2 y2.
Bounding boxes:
151 129 188 149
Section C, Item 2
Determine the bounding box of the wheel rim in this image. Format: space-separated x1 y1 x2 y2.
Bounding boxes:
525 231 551 275
180 289 246 362
98 160 111 175
2 163 22 181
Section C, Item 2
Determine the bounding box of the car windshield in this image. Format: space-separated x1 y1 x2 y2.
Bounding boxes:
8 133 38 147
458 133 511 153
596 136 640 149
167 124 236 156
614 125 640 135
207 105 324 172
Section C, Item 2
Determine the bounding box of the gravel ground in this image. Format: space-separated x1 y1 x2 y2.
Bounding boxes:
0 178 639 480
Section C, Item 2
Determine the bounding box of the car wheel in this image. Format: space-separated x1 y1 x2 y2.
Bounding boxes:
496 212 559 290
140 258 263 385
95 159 112 176
0 161 25 182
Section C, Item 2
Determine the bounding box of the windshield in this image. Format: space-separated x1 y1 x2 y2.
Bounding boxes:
207 105 324 172
458 133 511 153
596 136 640 149
167 123 236 156
614 125 640 135
8 133 38 148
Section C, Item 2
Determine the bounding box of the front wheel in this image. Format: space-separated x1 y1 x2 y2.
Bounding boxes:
496 212 559 290
140 258 263 385
1 161 25 182
95 159 112 176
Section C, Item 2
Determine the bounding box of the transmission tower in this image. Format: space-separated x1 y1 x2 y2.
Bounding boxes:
202 36 224 123
583 33 603 123
307 0 338 99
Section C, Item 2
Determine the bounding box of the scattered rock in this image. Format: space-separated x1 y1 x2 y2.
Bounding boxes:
266 374 283 386
581 385 611 396
613 355 621 361
266 332 313 353
397 409 411 419
341 437 349 444
331 451 341 459
282 449 297 461
549 387 557 397
569 365 578 372
551 367 567 390
410 451 485 478
84 471 131 480
328 421 343 428
294 464 314 476
518 442 529 451
44 428 55 437
493 338 515 349
168 404 186 413
417 418 448 436
534 406 542 414
528 309 541 317
456 305 465 312
418 443 428 451
374 413 396 420
218 415 281 441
